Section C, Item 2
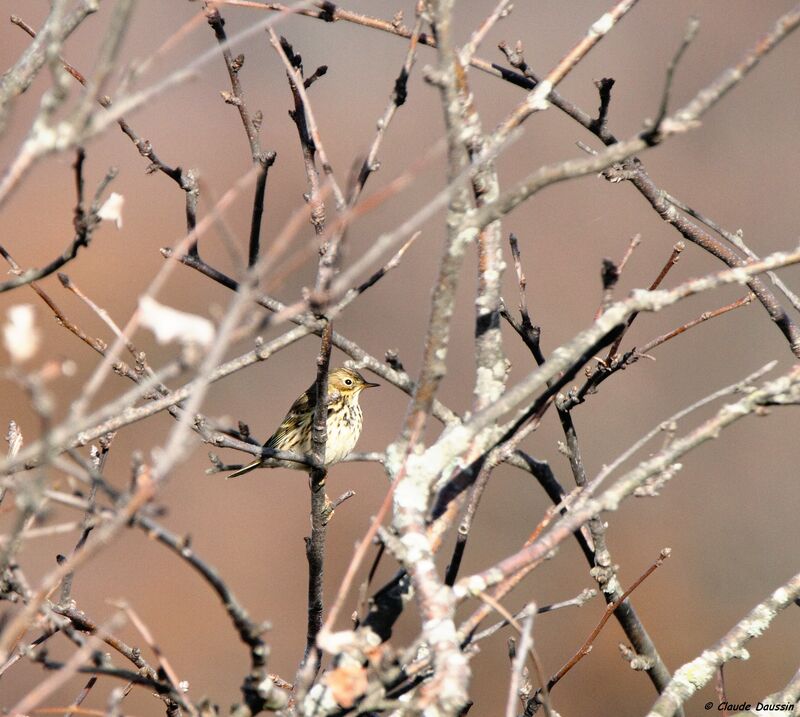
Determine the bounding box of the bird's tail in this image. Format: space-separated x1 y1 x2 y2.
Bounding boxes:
226 460 262 479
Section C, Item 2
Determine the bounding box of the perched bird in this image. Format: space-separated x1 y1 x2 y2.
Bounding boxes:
228 367 379 477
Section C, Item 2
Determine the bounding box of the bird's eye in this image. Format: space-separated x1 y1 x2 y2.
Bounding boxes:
344 378 353 386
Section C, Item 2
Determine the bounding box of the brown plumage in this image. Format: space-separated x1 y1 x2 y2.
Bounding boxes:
228 367 378 477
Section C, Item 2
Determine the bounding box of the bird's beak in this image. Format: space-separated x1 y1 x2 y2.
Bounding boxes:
364 381 380 389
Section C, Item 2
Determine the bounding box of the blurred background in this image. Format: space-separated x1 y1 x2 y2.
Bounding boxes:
1 1 799 714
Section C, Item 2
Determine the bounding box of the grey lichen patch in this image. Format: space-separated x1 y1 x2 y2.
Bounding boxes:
475 364 504 404
745 603 776 638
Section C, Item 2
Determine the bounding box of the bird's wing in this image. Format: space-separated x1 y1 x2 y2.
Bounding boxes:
264 383 316 449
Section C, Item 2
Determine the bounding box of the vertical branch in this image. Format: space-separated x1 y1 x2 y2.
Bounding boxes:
505 612 534 717
461 64 508 416
0 421 23 508
273 31 344 208
473 219 507 410
205 3 278 267
268 29 342 233
388 3 474 714
248 155 276 268
303 321 333 670
308 11 425 314
58 439 110 605
347 11 424 207
398 2 473 443
205 5 265 164
392 0 509 448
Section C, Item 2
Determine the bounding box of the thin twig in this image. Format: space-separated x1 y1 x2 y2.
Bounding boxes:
604 242 684 361
644 17 700 143
639 293 754 354
545 550 670 693
268 29 345 211
460 0 513 65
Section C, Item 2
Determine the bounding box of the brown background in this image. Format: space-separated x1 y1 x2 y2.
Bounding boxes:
1 1 799 714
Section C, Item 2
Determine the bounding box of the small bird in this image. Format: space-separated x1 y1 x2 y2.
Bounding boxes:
228 367 379 478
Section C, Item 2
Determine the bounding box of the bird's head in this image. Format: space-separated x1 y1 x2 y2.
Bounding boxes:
328 367 379 398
